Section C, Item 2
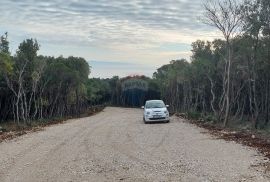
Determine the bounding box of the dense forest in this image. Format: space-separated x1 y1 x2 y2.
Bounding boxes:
154 0 270 129
1 0 270 130
0 35 158 124
0 35 113 125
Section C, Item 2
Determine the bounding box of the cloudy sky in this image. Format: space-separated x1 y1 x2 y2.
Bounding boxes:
0 0 221 78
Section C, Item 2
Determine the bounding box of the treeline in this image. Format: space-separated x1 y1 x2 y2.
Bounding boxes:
0 35 111 124
110 75 160 107
2 0 269 130
85 75 161 107
154 0 270 128
0 34 158 124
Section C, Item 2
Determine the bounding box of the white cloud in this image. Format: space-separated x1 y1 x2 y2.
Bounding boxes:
0 0 223 77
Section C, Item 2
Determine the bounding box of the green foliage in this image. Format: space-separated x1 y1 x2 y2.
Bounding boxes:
152 0 270 128
0 52 13 74
0 33 13 75
17 38 39 61
0 34 93 123
187 111 201 120
203 114 218 123
0 32 9 54
86 78 111 105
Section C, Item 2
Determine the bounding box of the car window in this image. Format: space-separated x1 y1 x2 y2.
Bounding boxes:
145 101 165 108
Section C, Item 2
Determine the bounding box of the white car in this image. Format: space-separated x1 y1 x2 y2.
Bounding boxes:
142 100 170 123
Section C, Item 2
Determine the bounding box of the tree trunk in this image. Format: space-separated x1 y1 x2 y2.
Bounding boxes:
223 40 232 127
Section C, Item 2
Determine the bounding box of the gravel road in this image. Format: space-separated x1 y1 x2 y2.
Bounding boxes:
0 107 269 182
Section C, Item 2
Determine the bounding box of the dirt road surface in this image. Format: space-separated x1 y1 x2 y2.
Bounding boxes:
0 107 269 182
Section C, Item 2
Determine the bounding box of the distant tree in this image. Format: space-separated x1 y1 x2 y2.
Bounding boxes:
0 32 9 54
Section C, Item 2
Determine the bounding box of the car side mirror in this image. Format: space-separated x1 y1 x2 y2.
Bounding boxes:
166 105 169 108
141 106 145 109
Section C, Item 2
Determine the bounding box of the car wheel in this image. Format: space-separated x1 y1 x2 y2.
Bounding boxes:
143 117 147 124
144 120 149 124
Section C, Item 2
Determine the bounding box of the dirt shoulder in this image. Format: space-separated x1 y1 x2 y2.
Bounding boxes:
177 115 270 160
0 105 105 143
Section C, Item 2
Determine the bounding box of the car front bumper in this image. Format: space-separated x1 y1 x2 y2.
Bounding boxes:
144 115 170 122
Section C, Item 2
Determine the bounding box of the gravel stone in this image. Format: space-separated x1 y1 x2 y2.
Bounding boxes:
0 107 269 182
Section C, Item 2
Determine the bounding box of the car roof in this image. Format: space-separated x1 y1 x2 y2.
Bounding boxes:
146 100 163 103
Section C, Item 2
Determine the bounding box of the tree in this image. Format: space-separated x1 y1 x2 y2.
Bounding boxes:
0 33 13 122
191 40 217 116
0 32 9 54
0 32 12 75
203 0 244 126
241 0 270 127
4 39 40 123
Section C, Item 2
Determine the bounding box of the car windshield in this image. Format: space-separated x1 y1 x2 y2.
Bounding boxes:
145 101 165 108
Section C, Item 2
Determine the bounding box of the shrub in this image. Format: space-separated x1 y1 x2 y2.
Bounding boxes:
187 111 201 120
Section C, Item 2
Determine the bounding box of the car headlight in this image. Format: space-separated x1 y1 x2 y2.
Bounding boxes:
164 111 168 114
146 112 151 115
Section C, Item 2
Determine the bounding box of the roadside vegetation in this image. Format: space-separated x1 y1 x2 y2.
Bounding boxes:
0 35 110 133
154 0 270 131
